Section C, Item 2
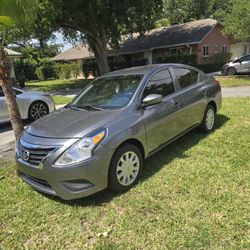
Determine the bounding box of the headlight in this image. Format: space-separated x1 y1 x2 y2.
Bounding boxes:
54 128 106 166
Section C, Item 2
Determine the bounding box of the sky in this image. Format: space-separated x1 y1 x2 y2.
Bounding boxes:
50 32 73 51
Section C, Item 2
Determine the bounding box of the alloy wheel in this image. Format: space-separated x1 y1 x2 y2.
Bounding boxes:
30 103 48 120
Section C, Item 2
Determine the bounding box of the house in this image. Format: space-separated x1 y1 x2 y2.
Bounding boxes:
230 42 250 60
117 18 234 65
52 19 235 73
4 48 22 83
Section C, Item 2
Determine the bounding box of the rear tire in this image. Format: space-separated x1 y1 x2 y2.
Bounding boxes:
200 105 215 133
28 101 49 121
108 144 143 193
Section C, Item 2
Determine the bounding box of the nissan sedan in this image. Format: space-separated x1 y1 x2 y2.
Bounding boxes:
16 64 222 200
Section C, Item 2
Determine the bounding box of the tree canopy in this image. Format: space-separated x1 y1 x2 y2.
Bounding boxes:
161 0 230 25
45 0 164 74
161 0 250 42
222 0 250 41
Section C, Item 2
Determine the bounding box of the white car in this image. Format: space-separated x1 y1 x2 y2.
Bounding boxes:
0 87 55 124
222 55 250 75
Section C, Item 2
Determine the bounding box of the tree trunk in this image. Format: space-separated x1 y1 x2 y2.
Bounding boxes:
0 46 24 139
95 47 110 76
88 27 110 76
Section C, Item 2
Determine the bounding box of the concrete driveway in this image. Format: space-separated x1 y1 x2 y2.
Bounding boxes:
221 86 250 97
1 87 250 162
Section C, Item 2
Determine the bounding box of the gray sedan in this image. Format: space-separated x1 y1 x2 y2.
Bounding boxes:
0 87 55 124
16 64 222 200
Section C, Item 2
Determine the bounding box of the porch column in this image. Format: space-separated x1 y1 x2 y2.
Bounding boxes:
144 51 153 64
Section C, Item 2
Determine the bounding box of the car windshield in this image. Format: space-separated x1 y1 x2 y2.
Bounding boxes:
71 74 143 110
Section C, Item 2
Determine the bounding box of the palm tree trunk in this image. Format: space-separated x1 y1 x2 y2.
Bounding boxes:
0 46 24 139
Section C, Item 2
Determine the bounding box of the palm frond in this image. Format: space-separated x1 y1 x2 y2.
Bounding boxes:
0 16 13 26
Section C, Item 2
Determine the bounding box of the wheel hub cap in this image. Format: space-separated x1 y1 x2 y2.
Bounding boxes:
206 109 214 130
116 151 140 186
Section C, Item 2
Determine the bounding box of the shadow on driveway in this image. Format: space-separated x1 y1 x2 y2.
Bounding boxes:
46 114 230 207
0 120 31 134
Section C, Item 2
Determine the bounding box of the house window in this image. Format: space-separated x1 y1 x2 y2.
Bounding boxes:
214 45 218 53
170 47 183 56
203 45 209 57
222 45 227 53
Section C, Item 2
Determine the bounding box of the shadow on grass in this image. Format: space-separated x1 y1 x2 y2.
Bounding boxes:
46 114 230 207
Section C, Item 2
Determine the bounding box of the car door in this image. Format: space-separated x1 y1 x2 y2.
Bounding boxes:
13 88 26 118
173 67 207 129
141 68 185 153
241 55 250 72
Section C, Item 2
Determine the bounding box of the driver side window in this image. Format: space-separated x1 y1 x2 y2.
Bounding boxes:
243 55 250 62
143 69 175 98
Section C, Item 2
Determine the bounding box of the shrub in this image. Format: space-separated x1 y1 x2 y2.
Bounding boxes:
213 52 232 64
196 63 224 73
109 57 148 71
54 63 81 79
14 59 38 81
35 58 57 80
157 54 198 65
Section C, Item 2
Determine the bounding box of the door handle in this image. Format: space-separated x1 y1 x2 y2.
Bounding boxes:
174 102 181 109
202 88 207 95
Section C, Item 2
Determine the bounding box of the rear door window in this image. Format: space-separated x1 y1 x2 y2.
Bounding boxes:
143 69 175 97
174 68 199 89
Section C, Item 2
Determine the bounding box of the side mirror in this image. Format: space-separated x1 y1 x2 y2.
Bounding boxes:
142 94 163 107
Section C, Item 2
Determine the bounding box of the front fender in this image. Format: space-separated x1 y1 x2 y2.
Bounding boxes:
101 111 148 157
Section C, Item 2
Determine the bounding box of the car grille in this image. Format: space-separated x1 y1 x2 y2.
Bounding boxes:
19 141 57 166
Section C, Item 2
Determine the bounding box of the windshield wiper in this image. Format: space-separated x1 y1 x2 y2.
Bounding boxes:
70 104 103 111
80 104 104 111
69 104 82 111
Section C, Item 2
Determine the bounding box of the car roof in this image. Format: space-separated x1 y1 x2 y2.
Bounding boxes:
101 63 199 77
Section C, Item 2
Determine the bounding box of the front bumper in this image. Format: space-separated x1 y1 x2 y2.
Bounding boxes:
221 65 228 75
16 137 114 200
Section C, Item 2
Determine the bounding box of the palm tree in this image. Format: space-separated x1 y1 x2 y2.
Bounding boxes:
0 0 36 139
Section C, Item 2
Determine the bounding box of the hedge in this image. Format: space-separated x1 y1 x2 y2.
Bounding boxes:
157 54 198 65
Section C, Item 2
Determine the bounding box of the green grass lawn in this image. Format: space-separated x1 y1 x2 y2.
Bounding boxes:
52 95 73 105
216 76 250 87
0 98 249 249
26 79 91 93
25 76 250 95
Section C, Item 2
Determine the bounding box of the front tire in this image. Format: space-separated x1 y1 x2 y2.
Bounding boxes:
226 67 236 75
200 105 215 133
108 144 143 193
28 101 49 121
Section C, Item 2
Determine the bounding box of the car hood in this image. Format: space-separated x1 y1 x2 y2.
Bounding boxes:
25 108 120 139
